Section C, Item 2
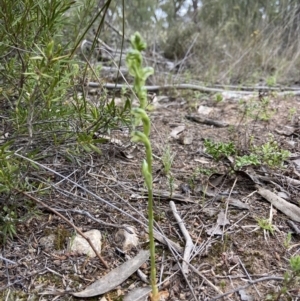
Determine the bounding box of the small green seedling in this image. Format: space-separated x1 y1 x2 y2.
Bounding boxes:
266 76 277 87
288 107 297 121
267 255 300 300
215 93 223 102
283 232 292 249
252 135 290 168
204 139 236 160
161 145 174 175
257 218 274 235
235 154 260 169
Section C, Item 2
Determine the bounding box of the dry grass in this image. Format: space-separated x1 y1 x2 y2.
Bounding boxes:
157 6 300 85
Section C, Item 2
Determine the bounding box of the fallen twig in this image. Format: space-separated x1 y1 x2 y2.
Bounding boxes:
87 82 254 94
186 114 229 127
170 201 194 275
255 185 300 222
210 276 284 300
87 82 300 96
0 256 16 265
287 220 300 235
55 208 133 232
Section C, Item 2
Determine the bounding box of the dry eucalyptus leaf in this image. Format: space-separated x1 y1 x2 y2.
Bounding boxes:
239 289 253 301
72 250 150 298
277 191 290 200
217 210 230 226
228 198 250 210
206 211 230 236
123 286 151 301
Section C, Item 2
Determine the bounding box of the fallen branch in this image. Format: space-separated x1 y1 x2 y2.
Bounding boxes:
186 114 229 127
170 201 194 275
86 82 300 96
255 185 300 222
87 82 253 94
287 220 300 235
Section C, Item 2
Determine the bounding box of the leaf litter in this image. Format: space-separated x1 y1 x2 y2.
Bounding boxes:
1 92 300 300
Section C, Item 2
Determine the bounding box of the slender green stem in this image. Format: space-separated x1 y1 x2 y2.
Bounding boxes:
127 32 158 301
147 187 158 297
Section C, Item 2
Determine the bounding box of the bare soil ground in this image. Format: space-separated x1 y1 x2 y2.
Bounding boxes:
1 91 300 301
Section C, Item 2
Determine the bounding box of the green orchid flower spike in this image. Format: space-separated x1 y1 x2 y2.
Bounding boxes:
131 108 151 137
126 33 154 109
127 32 159 301
130 32 147 52
131 131 152 174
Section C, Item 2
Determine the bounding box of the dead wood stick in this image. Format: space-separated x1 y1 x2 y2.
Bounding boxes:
17 189 109 269
255 185 300 222
186 114 229 127
287 220 300 235
210 276 284 300
87 82 300 96
274 173 300 186
169 201 194 275
151 228 183 254
87 82 253 94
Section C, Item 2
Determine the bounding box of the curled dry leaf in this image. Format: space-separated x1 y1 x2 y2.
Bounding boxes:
170 125 185 139
115 225 139 251
206 210 230 236
123 286 151 301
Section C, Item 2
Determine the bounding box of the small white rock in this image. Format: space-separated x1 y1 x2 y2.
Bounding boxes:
69 229 101 258
39 234 56 250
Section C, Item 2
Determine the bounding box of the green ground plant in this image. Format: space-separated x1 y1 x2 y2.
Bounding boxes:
239 95 276 122
204 135 289 170
266 75 277 87
257 218 274 235
266 255 300 300
126 32 158 301
235 154 260 168
283 232 292 249
258 96 276 121
204 139 236 160
252 135 290 168
0 0 126 244
214 93 223 102
288 107 297 121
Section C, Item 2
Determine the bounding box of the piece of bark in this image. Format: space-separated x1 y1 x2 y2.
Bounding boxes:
185 114 229 128
256 185 300 222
